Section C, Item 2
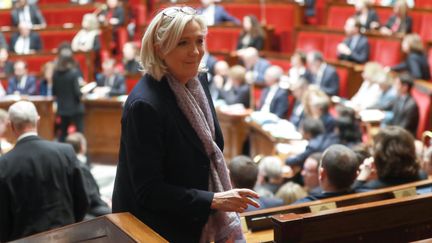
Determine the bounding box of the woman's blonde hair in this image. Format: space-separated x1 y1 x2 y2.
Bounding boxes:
275 182 307 205
82 13 99 31
403 33 425 53
140 6 207 81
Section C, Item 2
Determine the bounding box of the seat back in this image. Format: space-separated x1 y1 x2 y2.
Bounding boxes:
412 83 432 139
206 27 241 52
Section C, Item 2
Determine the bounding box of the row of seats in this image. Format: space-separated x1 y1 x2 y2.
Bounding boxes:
326 3 432 43
295 26 403 67
7 51 94 82
0 3 96 27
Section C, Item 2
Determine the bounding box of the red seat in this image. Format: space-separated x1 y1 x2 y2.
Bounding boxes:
295 31 326 54
411 86 432 139
419 13 432 43
428 48 432 81
326 6 355 29
42 5 96 26
223 4 261 21
0 9 12 26
369 38 401 67
335 66 348 98
206 27 241 52
267 58 291 72
416 0 432 8
323 34 345 61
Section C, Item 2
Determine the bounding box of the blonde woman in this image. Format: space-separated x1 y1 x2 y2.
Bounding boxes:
112 6 259 242
71 13 101 52
380 0 412 36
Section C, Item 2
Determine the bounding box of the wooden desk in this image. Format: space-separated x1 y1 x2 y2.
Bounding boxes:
83 98 123 164
216 109 251 161
0 97 55 142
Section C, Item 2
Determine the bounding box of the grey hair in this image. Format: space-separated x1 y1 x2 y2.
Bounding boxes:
140 6 208 81
8 100 39 128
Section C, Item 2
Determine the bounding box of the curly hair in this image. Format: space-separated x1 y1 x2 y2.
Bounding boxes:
373 126 419 181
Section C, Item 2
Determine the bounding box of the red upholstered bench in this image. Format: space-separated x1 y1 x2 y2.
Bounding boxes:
206 26 241 52
368 38 401 67
412 82 432 139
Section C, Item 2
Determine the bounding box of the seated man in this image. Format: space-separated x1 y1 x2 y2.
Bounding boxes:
289 77 309 129
305 51 339 97
295 144 358 203
238 47 271 84
9 22 42 54
65 132 111 218
11 0 46 29
258 65 289 118
229 155 283 212
0 101 88 242
7 60 37 95
388 74 419 136
198 0 240 26
301 152 322 193
95 58 126 97
337 17 369 64
285 118 339 170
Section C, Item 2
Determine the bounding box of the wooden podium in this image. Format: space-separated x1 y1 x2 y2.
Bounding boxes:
12 213 168 243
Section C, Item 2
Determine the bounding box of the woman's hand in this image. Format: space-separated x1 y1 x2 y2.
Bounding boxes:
357 157 375 181
211 189 260 213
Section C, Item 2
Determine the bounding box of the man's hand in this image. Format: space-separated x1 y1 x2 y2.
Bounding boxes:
211 189 260 213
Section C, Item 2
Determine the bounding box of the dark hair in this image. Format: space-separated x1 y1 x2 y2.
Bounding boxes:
373 126 419 181
293 50 306 65
301 118 325 138
55 42 79 71
398 73 414 91
336 105 362 145
242 15 265 39
228 155 258 189
352 143 372 167
320 144 359 190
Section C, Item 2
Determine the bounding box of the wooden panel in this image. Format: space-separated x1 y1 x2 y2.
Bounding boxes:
0 97 54 142
83 99 122 164
216 109 250 161
13 213 168 243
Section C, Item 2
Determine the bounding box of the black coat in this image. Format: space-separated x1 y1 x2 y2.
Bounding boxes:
11 4 46 27
53 68 84 116
390 95 419 136
0 136 88 242
258 87 289 118
338 35 370 64
112 73 223 242
385 15 413 34
236 34 264 51
392 52 431 81
9 31 42 53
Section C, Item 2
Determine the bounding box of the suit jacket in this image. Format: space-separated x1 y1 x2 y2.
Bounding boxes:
252 58 271 84
259 87 289 118
392 52 431 81
219 83 250 108
286 132 340 167
290 101 305 129
11 4 46 26
9 31 42 54
96 73 126 96
0 136 88 242
236 34 264 51
52 68 84 116
213 5 240 25
0 32 7 49
99 6 125 27
305 64 340 96
295 190 353 204
7 75 37 95
389 94 419 136
353 171 428 193
112 73 224 242
355 9 379 30
338 35 369 64
385 15 412 34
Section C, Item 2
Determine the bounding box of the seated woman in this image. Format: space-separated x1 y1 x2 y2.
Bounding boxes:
303 86 336 134
236 15 265 51
380 0 412 36
350 62 383 110
354 126 428 192
353 0 380 31
391 34 431 81
288 50 308 81
71 13 101 53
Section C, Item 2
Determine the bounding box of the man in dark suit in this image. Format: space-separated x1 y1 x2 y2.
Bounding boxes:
306 51 340 96
337 17 369 64
289 77 309 129
258 65 289 118
239 47 271 84
95 58 126 97
0 100 88 242
285 118 340 170
7 60 37 95
9 22 42 54
389 74 419 136
11 0 46 29
295 144 358 203
198 0 240 26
